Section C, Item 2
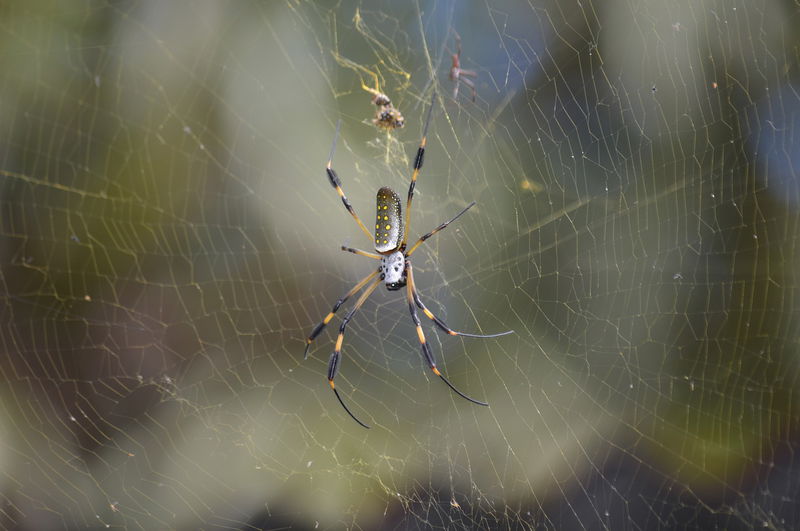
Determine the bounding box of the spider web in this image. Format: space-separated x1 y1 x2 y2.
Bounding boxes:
1 0 798 529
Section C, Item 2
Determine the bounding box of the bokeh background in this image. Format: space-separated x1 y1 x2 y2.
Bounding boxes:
1 0 799 528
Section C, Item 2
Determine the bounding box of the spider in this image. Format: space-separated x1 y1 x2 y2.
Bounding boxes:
303 93 512 428
449 32 477 102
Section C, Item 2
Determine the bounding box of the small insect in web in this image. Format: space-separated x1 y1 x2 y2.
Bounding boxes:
303 93 513 428
367 88 405 130
449 31 478 102
329 52 408 131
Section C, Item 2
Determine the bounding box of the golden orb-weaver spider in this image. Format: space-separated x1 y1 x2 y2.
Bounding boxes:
304 94 512 428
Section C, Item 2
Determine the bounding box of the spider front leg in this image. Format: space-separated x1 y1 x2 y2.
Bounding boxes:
326 120 374 242
406 201 476 256
327 275 382 429
402 92 436 248
340 245 381 260
407 263 513 339
405 262 489 407
303 270 379 359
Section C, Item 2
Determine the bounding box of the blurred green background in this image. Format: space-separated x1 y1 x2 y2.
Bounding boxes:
1 0 799 528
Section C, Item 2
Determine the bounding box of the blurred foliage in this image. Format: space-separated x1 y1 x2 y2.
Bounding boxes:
0 0 799 529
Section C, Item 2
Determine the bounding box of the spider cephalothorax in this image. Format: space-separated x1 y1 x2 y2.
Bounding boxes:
303 93 512 429
379 250 406 290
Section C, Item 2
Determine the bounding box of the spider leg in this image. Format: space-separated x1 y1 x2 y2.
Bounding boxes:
327 276 382 429
459 69 478 78
341 245 381 260
406 201 476 257
326 120 374 242
452 73 460 100
303 269 379 359
459 77 477 102
405 262 488 407
407 263 513 339
401 92 436 248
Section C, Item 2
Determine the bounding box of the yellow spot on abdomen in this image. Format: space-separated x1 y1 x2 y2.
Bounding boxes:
385 224 391 230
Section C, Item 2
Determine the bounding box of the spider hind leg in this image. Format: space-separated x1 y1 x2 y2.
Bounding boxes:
324 276 381 428
406 264 489 407
330 380 371 429
408 265 513 339
303 270 379 359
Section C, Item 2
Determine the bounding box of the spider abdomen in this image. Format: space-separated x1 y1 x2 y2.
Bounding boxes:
375 187 403 253
380 251 406 290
